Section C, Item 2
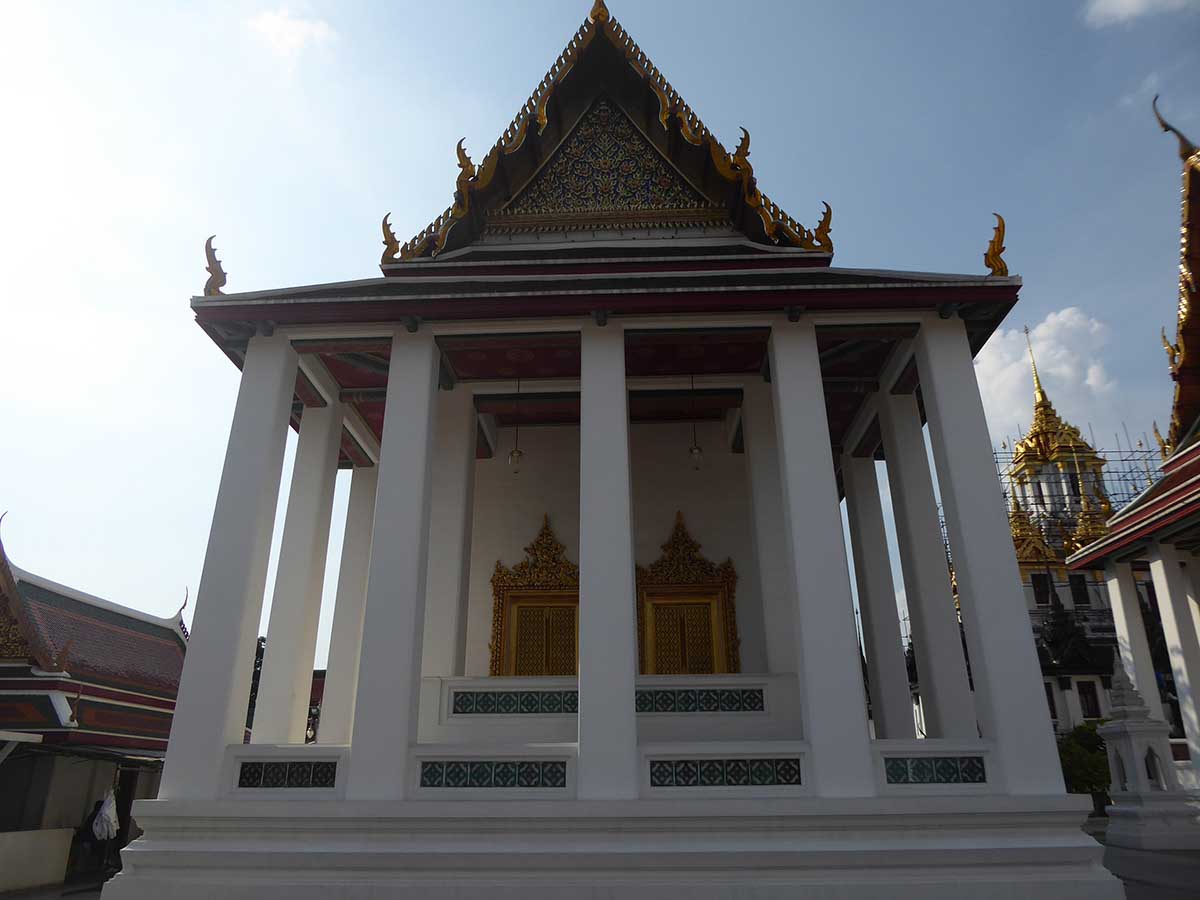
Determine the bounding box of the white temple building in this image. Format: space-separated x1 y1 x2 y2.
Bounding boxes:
104 3 1124 897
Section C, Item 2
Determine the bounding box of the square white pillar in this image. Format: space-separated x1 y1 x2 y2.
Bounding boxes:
318 464 378 746
769 319 875 797
878 392 976 739
253 401 344 744
1147 543 1200 777
344 330 440 800
741 379 797 674
159 332 298 799
1105 561 1166 722
577 322 639 800
421 387 478 678
842 455 916 740
916 316 1063 794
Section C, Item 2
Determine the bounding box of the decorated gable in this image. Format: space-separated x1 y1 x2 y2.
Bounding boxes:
488 98 725 234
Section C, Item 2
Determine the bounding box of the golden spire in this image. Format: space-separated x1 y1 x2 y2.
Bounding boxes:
1024 325 1046 404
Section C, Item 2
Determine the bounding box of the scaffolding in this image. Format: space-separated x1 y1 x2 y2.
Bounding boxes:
993 430 1163 514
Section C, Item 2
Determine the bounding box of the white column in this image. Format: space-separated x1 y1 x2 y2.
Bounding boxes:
916 316 1064 795
842 455 916 740
344 330 439 800
1148 543 1200 776
1105 561 1166 722
318 465 378 745
253 402 344 744
741 379 797 674
421 387 477 677
769 319 875 796
577 322 639 800
159 333 297 799
878 392 977 739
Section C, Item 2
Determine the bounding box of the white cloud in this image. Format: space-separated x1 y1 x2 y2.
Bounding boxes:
974 308 1116 445
1083 0 1197 27
248 8 335 60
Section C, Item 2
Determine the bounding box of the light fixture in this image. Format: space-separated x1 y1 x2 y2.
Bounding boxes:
688 374 703 470
508 376 524 475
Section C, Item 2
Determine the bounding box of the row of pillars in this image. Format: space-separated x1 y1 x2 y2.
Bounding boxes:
1107 549 1200 773
159 315 1067 802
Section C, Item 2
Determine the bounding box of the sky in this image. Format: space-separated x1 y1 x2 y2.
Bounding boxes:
0 0 1197 665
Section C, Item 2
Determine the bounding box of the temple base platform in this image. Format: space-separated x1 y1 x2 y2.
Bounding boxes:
103 795 1123 900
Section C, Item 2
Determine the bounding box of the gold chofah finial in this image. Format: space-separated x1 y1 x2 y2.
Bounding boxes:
733 127 751 164
1162 326 1183 374
984 212 1008 276
381 213 400 266
1024 325 1046 403
1153 95 1198 161
203 235 227 296
589 0 610 23
1153 421 1171 459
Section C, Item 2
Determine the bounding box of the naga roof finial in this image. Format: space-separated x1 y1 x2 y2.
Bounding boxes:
984 213 1008 276
381 213 400 266
203 235 227 296
589 0 610 24
1153 94 1198 160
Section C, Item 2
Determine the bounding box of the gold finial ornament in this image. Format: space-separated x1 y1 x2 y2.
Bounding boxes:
984 213 1008 276
381 213 400 266
1153 94 1198 160
203 235 227 296
589 0 610 23
1153 421 1171 459
1162 326 1183 374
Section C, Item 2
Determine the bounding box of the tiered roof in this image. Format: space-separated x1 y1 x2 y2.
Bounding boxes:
0 527 186 753
384 0 832 265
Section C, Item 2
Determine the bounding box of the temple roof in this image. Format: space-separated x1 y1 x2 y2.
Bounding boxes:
383 0 832 265
0 530 186 698
1156 98 1200 453
1011 329 1101 471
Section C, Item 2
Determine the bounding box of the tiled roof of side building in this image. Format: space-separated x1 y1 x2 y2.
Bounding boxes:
0 531 186 698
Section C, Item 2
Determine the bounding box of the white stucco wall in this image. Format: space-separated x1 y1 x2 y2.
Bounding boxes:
463 420 767 675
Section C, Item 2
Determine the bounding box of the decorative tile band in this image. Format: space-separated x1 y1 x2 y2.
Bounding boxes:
238 760 337 789
883 756 986 785
636 687 765 713
649 757 801 787
450 688 765 715
452 690 578 715
420 760 568 789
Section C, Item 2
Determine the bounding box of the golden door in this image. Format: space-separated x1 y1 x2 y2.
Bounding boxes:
639 588 729 675
502 592 578 676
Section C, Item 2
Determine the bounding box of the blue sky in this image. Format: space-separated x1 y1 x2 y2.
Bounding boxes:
0 0 1197 663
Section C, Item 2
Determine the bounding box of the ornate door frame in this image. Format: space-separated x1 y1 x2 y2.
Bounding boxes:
636 511 740 674
489 516 579 676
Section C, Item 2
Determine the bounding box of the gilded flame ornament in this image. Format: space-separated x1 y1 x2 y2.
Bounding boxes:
381 213 400 266
203 235 227 296
984 213 1008 277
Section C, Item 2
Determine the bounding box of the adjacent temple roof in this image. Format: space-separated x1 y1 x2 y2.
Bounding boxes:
1157 98 1200 452
383 0 832 265
0 528 186 698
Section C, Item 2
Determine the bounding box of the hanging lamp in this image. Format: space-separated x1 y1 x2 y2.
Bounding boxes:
508 376 524 474
688 374 704 470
